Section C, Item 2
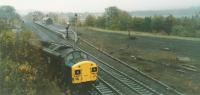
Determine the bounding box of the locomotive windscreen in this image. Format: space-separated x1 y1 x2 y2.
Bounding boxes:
64 51 88 66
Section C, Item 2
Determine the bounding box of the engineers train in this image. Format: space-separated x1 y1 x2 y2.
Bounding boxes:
41 41 98 89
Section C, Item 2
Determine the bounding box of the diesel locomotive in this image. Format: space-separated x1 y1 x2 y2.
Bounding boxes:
41 41 98 88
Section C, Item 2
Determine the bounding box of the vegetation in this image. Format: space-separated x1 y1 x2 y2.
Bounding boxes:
47 12 68 25
26 11 70 25
0 5 21 32
25 11 45 21
0 31 63 95
85 15 96 27
85 6 200 37
0 5 64 95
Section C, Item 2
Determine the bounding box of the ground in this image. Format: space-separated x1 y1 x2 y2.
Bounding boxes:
77 27 200 95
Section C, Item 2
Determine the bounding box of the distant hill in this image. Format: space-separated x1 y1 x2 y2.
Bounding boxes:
130 7 200 17
76 7 200 19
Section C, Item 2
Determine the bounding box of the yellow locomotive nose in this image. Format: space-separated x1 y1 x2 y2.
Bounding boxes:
72 61 98 84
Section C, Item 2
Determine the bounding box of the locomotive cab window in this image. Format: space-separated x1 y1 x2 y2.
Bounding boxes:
65 54 74 64
91 67 98 72
72 51 88 63
80 52 88 59
75 70 81 75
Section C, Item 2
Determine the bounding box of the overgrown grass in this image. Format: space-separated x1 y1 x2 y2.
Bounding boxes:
88 27 200 41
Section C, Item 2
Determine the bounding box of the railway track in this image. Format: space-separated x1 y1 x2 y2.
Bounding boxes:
29 21 183 95
96 57 160 95
34 23 160 94
76 38 183 95
62 38 158 95
90 77 121 95
62 38 161 94
27 22 123 95
68 45 160 95
61 39 161 95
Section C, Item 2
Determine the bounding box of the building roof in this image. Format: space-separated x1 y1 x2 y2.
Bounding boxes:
43 17 52 21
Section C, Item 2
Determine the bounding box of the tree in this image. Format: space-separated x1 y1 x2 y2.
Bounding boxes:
26 11 44 21
118 11 132 30
132 17 145 31
103 6 132 30
85 15 96 26
0 5 21 29
165 15 176 34
171 25 185 36
143 17 152 32
152 15 165 32
0 31 63 95
95 16 106 28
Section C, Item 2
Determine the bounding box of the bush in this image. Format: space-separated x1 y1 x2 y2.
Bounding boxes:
0 31 64 95
171 25 185 36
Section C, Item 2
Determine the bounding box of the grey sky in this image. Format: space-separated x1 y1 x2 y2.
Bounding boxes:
0 0 200 13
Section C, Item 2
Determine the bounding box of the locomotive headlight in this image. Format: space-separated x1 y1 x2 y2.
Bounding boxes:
75 70 81 75
91 67 98 72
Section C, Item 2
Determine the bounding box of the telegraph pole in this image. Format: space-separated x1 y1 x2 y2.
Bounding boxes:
65 23 70 39
73 13 78 49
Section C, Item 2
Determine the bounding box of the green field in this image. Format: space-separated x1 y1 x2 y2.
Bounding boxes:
78 27 200 95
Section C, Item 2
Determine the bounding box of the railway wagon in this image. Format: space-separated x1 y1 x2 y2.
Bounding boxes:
41 41 98 88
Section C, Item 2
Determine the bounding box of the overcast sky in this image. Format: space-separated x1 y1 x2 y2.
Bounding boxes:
1 0 200 13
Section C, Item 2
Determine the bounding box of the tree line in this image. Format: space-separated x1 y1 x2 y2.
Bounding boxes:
85 7 200 37
0 5 21 32
26 11 73 26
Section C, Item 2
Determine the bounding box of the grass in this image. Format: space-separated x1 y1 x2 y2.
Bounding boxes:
88 27 200 41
